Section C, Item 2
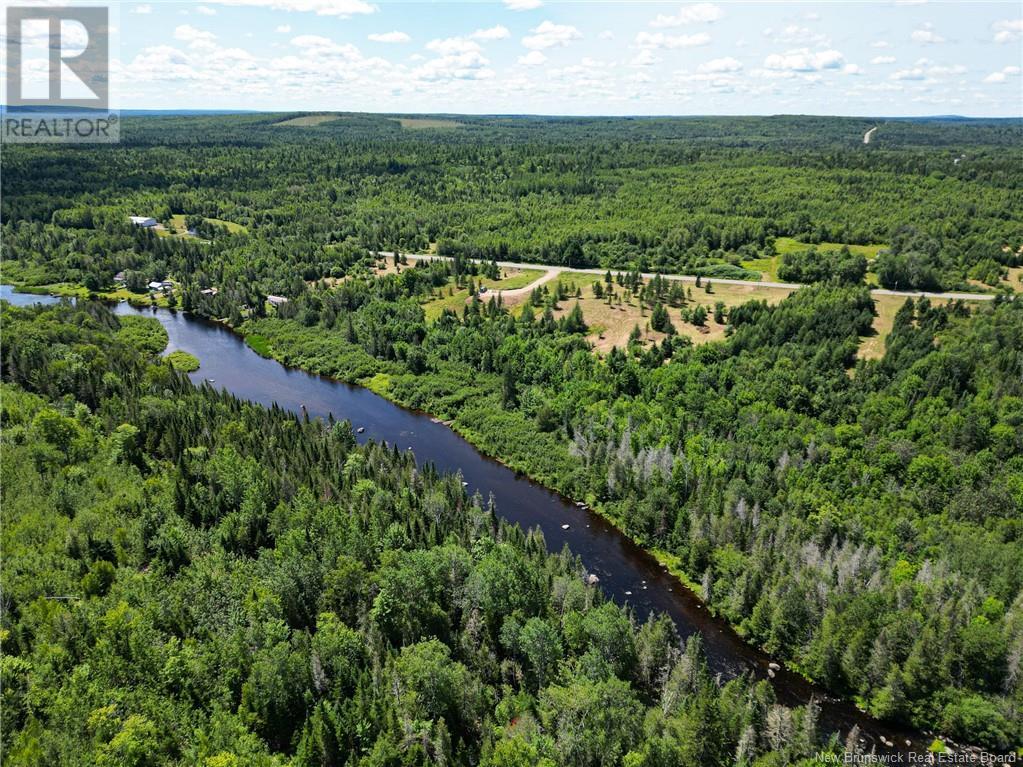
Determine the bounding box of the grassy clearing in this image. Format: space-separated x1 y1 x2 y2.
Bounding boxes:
421 267 545 321
275 114 341 127
743 237 887 283
858 293 969 361
165 350 200 372
773 237 886 258
393 117 464 130
741 256 781 281
968 265 1023 293
163 214 247 237
529 272 794 353
859 294 906 361
1008 266 1023 289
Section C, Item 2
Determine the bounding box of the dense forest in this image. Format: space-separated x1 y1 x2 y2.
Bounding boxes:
2 114 1022 755
2 113 1022 296
3 302 834 766
231 267 1023 752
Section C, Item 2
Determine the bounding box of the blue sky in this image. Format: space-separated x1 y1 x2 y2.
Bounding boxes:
108 1 1021 116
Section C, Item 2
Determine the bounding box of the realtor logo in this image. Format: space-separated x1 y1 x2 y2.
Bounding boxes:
3 5 118 142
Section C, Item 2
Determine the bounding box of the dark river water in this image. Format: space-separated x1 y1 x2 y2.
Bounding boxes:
2 287 940 755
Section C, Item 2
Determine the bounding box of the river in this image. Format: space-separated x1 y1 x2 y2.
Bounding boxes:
2 287 936 755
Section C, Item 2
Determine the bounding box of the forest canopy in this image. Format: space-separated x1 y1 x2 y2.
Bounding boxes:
2 113 1022 757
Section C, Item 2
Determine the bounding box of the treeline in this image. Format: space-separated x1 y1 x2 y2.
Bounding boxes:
3 114 1022 296
2 301 840 766
235 272 1023 750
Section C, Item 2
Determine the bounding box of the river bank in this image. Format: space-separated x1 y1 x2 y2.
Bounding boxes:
0 286 987 757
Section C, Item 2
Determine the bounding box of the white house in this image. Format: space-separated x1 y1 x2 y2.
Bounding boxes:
130 216 158 228
267 294 289 307
148 281 163 290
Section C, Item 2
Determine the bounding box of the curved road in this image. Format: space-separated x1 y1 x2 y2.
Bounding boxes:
386 252 998 303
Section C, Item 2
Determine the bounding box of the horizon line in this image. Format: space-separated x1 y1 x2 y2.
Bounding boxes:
3 106 1021 121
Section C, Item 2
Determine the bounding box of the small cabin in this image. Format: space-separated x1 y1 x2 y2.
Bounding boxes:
148 281 163 290
267 294 289 307
113 271 126 282
200 287 218 296
130 216 158 228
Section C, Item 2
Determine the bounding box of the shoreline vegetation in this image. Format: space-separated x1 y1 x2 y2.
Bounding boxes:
4 114 1022 756
2 299 883 767
165 350 200 372
224 285 1017 752
3 255 1021 752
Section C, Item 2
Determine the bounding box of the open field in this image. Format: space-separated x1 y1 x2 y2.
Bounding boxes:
393 117 464 130
744 237 888 282
207 217 247 234
526 272 795 353
327 257 416 284
858 292 977 360
158 214 246 238
275 114 341 127
773 237 887 258
1008 266 1023 288
741 256 780 281
421 267 545 321
968 265 1023 293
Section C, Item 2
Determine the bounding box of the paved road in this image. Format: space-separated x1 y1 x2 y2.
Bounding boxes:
383 252 998 302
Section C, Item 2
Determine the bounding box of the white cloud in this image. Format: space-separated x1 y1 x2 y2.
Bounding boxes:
650 3 723 28
522 21 582 50
174 24 217 50
763 25 829 45
871 40 890 48
196 5 217 14
911 23 944 44
598 30 615 41
471 25 510 41
132 4 153 14
276 25 292 33
891 67 925 81
368 31 410 43
291 34 362 60
426 37 481 56
992 19 1023 44
630 49 659 67
414 48 492 82
635 31 710 49
504 0 542 10
843 63 862 75
518 50 547 66
205 0 376 17
871 55 896 64
887 58 964 81
698 56 742 73
924 61 965 76
764 48 845 72
984 65 1021 83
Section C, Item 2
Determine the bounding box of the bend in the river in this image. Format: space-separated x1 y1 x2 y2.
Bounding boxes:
0 287 959 757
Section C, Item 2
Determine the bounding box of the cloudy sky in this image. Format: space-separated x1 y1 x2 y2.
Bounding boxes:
104 1 1023 115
